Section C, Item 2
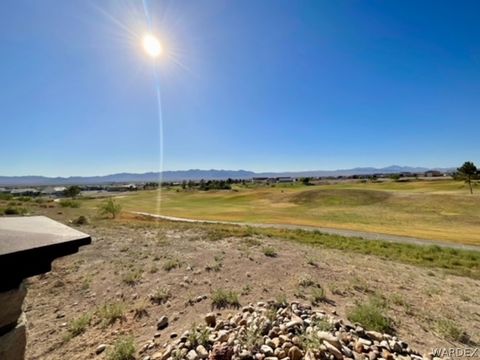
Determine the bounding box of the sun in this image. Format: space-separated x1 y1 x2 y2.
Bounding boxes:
142 33 162 58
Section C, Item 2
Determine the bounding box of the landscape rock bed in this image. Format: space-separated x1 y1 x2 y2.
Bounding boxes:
147 301 439 360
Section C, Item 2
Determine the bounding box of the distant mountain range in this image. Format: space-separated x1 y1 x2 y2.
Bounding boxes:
0 166 455 186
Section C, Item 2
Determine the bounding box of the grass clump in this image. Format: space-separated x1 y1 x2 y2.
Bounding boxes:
311 286 327 305
347 296 393 334
59 199 80 208
66 313 91 339
263 246 278 257
435 319 470 343
99 198 122 219
73 215 89 225
187 324 211 347
97 303 125 327
163 258 181 272
122 269 142 286
107 336 135 360
298 273 316 287
211 289 240 309
4 207 28 215
150 287 171 305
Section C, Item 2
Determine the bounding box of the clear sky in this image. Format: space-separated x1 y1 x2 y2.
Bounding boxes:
1 0 479 176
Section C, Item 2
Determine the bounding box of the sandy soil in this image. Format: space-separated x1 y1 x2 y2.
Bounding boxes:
24 220 480 359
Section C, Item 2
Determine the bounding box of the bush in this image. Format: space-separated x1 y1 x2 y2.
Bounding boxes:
263 246 278 257
122 269 142 286
99 199 122 219
150 287 171 304
187 325 211 347
59 199 80 208
4 207 28 215
107 336 135 360
435 319 470 343
97 303 125 327
311 287 327 304
347 296 393 334
67 313 91 338
163 258 181 272
73 215 89 225
211 289 240 309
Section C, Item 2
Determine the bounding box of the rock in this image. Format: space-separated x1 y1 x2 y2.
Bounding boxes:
354 341 365 353
286 314 303 329
95 344 107 354
318 331 341 349
382 350 394 360
170 332 178 339
197 345 209 359
261 345 274 356
157 316 168 330
324 340 343 360
366 331 383 342
187 350 199 360
215 330 229 342
209 344 233 360
288 346 302 360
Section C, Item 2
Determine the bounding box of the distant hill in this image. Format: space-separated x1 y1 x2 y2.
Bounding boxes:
0 166 454 186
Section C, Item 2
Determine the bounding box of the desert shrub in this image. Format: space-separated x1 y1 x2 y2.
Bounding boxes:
73 215 89 225
99 199 122 219
133 300 149 319
163 258 181 271
187 324 211 347
4 207 27 215
122 269 142 285
311 286 327 304
347 296 393 334
107 336 135 360
67 313 91 338
211 289 240 309
59 199 80 208
150 287 171 304
298 274 316 287
263 246 277 257
435 319 470 343
0 193 12 201
97 303 125 327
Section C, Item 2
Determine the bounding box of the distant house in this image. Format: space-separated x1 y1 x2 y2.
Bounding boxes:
41 186 67 197
424 170 443 177
11 188 40 196
252 177 270 183
106 184 138 192
0 188 10 194
276 177 294 183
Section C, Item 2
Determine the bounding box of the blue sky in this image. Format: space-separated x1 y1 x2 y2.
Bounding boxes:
1 0 479 176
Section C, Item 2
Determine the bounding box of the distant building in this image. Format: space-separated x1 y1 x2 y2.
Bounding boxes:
106 184 137 192
252 177 270 183
275 177 294 183
0 188 10 194
41 186 67 197
424 170 443 177
11 188 40 196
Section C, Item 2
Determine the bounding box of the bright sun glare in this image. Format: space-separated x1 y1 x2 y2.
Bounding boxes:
142 33 162 58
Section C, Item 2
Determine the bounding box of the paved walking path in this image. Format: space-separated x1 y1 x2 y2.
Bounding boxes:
133 211 480 251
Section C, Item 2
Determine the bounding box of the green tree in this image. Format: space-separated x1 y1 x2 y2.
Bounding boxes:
64 185 81 198
457 161 478 194
99 199 122 219
301 177 311 185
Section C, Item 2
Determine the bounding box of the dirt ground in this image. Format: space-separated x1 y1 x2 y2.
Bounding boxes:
24 218 480 359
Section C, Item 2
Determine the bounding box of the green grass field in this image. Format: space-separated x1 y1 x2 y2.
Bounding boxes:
106 179 480 245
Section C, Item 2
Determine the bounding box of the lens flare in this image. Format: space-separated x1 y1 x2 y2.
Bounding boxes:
142 33 162 58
